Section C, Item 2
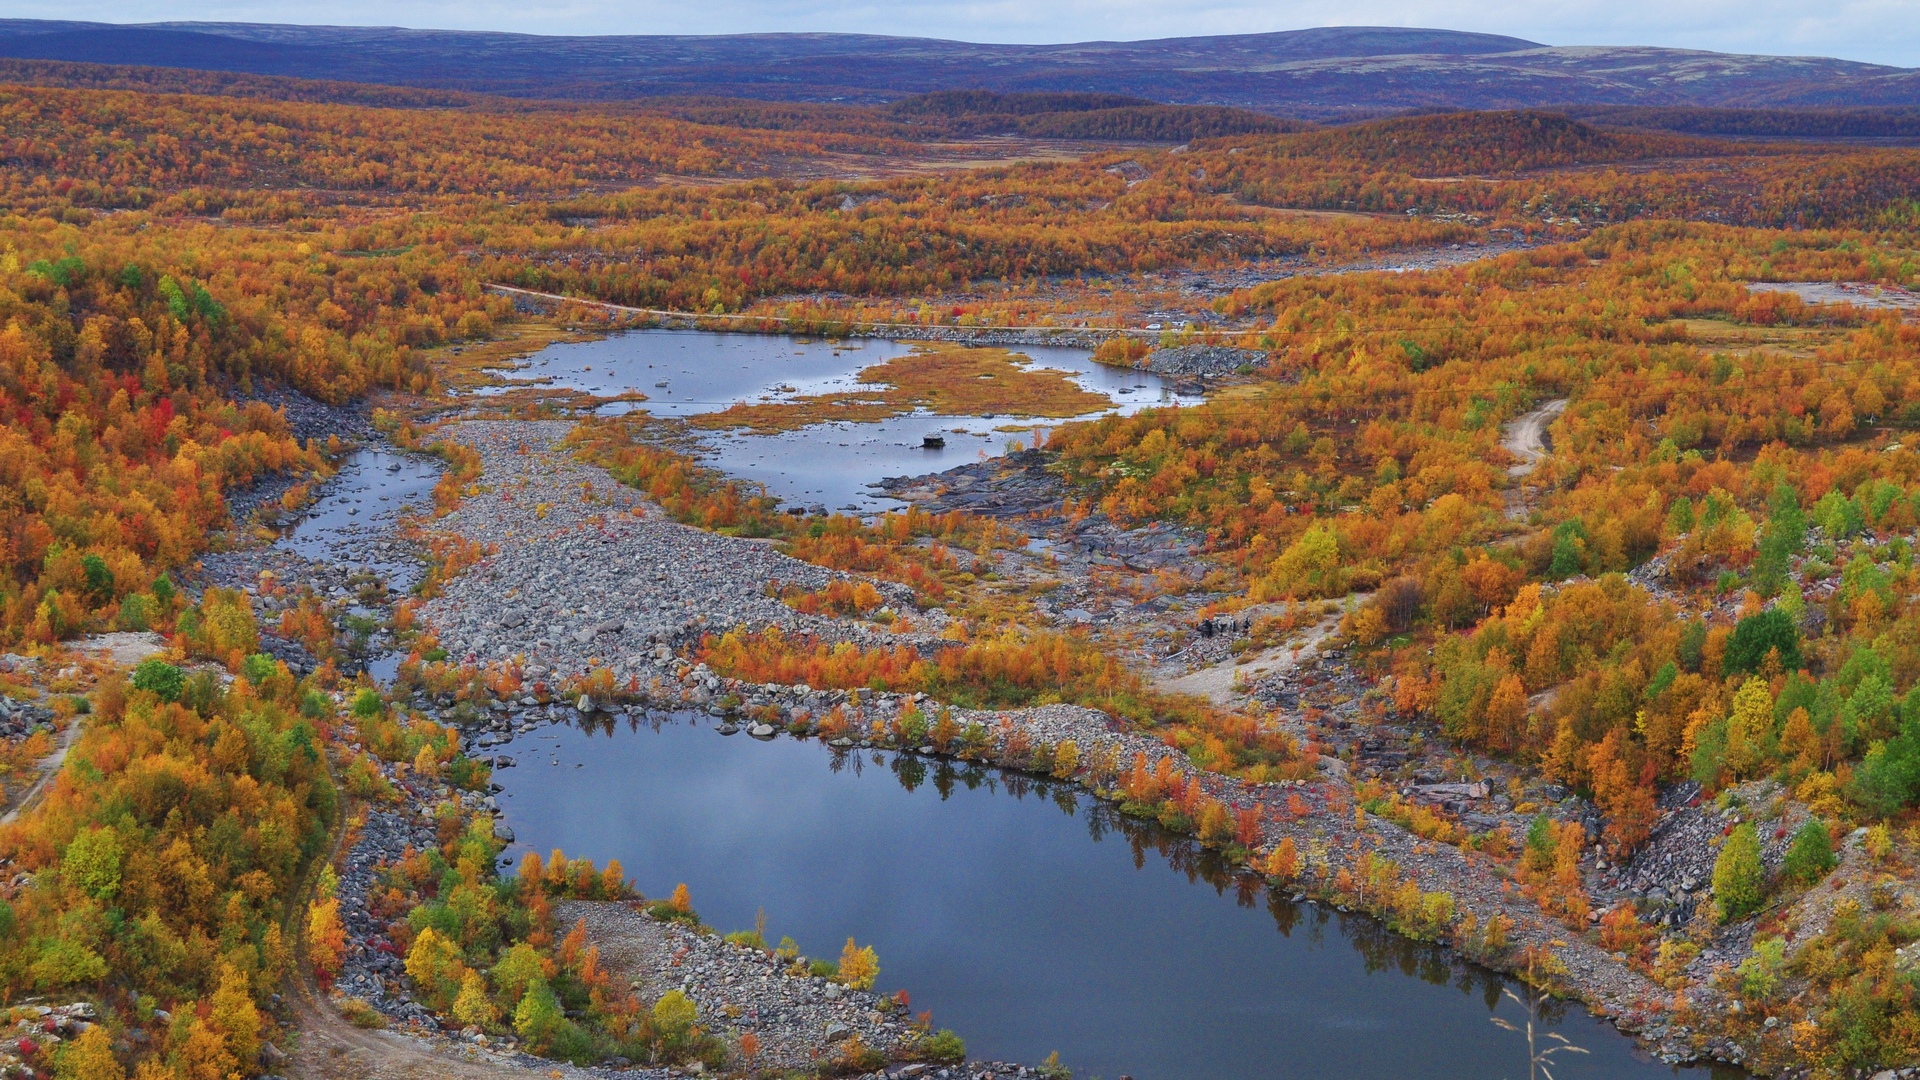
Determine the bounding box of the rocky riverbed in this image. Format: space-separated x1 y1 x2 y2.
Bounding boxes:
267 408 1807 1074
391 421 1728 1070
417 421 939 683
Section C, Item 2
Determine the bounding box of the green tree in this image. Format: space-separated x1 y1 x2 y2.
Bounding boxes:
1523 814 1557 874
512 978 565 1047
30 939 107 989
1725 609 1801 675
79 555 114 604
1548 520 1588 579
490 942 547 1002
62 827 123 902
650 989 699 1060
1850 711 1920 816
1812 488 1864 538
1753 485 1805 597
1782 820 1836 883
1666 495 1695 536
1713 822 1765 921
1736 937 1786 1002
1677 619 1708 673
130 659 184 702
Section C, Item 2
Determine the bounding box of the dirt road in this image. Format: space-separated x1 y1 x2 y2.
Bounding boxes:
287 974 554 1080
0 716 82 826
1502 398 1566 477
1502 398 1567 477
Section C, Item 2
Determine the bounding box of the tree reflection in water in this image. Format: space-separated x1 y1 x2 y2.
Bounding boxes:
566 710 1566 1028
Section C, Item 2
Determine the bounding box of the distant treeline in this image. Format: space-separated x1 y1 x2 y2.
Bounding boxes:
0 56 487 108
9 55 1918 148
0 59 1302 143
886 91 1308 140
1562 105 1920 140
1259 110 1732 175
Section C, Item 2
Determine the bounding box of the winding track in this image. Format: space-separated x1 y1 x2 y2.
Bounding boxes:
1502 398 1567 477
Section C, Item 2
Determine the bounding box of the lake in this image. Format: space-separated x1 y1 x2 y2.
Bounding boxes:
493 715 1728 1080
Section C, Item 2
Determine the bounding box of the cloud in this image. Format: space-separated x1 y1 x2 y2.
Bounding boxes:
7 0 1917 66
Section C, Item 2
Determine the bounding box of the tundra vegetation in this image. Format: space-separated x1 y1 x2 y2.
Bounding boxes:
1 63 1920 1080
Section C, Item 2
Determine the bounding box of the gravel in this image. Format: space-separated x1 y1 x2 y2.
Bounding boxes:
1134 344 1268 377
554 900 926 1071
419 421 938 684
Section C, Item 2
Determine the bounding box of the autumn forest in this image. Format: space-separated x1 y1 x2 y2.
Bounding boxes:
0 34 1918 1080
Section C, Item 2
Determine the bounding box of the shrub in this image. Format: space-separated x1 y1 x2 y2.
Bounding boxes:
339 998 386 1029
1737 937 1786 1002
650 990 699 1061
918 1029 966 1064
129 658 184 702
1783 820 1836 884
1713 822 1765 921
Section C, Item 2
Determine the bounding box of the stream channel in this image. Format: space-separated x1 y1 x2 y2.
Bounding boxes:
490 715 1731 1080
466 329 1201 513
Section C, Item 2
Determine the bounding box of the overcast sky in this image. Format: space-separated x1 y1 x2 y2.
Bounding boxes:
7 0 1919 67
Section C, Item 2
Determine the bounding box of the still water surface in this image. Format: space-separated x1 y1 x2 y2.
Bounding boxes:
479 330 1200 512
495 716 1726 1080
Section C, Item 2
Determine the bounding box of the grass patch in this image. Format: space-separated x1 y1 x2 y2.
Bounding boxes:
690 344 1112 433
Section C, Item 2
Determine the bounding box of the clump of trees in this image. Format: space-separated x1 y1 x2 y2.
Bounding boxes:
0 596 332 1080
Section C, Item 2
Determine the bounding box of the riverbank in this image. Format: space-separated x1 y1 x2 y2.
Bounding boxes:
320 717 1038 1080
401 418 1732 1072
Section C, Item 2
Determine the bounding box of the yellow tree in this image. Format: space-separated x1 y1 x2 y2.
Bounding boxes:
307 897 345 985
1724 676 1775 779
837 938 880 991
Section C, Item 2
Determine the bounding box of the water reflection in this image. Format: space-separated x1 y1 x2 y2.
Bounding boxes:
475 329 1204 512
499 712 1732 1080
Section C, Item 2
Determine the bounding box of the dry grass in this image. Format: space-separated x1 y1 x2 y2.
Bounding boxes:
1664 318 1847 358
429 322 603 396
689 344 1113 433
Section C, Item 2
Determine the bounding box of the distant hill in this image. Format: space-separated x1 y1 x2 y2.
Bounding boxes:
884 91 1307 139
1560 105 1920 141
1269 110 1729 173
0 20 1915 115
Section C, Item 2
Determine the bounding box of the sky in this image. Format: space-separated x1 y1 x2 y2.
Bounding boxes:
4 0 1918 68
